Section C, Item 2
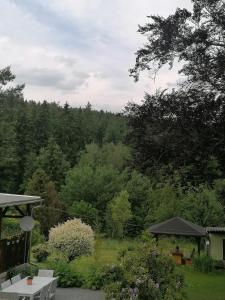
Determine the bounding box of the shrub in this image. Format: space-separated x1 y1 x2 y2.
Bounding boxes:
103 242 185 300
32 243 49 262
82 267 105 290
193 254 214 273
48 218 94 261
48 260 83 287
102 264 124 285
7 264 38 280
117 248 127 259
107 190 132 238
2 218 21 238
31 223 45 246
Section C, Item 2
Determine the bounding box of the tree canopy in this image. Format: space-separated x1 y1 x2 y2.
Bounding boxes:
126 0 225 184
130 0 225 93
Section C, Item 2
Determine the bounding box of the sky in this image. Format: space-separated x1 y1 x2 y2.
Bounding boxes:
0 0 192 112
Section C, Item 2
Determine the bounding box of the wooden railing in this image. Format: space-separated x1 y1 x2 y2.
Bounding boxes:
0 233 29 273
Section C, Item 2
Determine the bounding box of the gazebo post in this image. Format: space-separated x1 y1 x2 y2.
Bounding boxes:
154 234 159 246
196 237 201 255
0 208 2 240
26 203 32 263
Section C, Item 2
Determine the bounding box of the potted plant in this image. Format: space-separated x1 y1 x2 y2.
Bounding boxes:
26 276 33 285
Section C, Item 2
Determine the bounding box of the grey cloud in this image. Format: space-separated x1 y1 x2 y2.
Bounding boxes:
17 67 89 91
54 56 77 68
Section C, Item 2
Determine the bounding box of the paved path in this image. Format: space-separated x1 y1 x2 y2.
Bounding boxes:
56 288 105 300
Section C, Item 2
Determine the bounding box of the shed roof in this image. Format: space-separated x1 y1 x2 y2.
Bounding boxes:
149 217 206 237
0 193 42 208
206 227 225 233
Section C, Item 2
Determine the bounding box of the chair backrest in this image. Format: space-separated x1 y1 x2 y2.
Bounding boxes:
40 284 50 300
11 274 21 284
1 280 11 290
49 278 57 294
0 291 17 299
38 269 54 278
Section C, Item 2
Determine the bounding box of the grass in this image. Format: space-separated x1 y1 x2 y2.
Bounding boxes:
33 238 225 299
33 238 140 277
180 266 225 300
73 238 139 274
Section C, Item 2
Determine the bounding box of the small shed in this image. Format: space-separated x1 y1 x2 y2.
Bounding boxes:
0 193 42 274
149 217 206 254
206 227 225 261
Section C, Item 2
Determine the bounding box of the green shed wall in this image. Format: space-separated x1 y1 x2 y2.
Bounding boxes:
209 233 225 260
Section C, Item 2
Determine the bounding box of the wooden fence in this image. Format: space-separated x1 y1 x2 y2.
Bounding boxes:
0 233 29 274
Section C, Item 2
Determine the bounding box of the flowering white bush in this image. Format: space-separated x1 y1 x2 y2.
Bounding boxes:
49 218 94 261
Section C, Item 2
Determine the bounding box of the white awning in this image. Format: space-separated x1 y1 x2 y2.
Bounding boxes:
0 193 42 208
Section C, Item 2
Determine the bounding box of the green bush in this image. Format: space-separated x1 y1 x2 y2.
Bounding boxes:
103 242 185 300
31 223 45 246
101 264 124 285
7 264 38 280
82 267 105 290
32 243 49 262
193 254 214 273
2 218 21 238
117 248 127 259
48 260 83 287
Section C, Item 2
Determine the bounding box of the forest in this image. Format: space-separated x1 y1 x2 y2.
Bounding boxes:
1 0 225 240
1 70 225 240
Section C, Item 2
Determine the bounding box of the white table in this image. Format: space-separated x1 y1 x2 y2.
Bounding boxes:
2 276 56 300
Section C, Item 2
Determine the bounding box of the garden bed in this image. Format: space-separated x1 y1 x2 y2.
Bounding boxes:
32 238 225 299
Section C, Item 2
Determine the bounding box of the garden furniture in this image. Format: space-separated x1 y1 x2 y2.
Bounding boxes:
11 275 21 284
48 279 57 300
38 270 54 278
1 280 11 290
33 284 49 300
1 276 56 300
0 291 18 299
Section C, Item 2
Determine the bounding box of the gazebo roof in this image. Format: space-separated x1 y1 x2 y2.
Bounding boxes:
149 217 206 237
0 193 42 208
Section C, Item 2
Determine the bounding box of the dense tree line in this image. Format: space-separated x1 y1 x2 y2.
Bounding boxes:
0 67 127 194
1 66 225 238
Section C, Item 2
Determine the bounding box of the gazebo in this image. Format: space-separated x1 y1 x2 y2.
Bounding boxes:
0 193 42 274
149 217 206 254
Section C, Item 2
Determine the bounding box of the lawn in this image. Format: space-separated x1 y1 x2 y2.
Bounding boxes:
36 238 140 273
72 238 139 273
33 238 225 299
180 266 225 300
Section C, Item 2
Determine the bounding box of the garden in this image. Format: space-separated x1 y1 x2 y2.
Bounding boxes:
3 207 225 300
29 222 225 300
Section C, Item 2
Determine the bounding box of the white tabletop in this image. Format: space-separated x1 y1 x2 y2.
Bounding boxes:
2 276 56 296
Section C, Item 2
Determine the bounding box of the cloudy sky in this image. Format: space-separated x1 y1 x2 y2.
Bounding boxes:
0 0 192 112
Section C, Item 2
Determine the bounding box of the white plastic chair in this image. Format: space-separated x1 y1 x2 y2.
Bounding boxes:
0 292 17 299
11 274 21 284
48 279 57 300
38 270 54 278
1 280 11 290
0 291 27 300
34 284 49 300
